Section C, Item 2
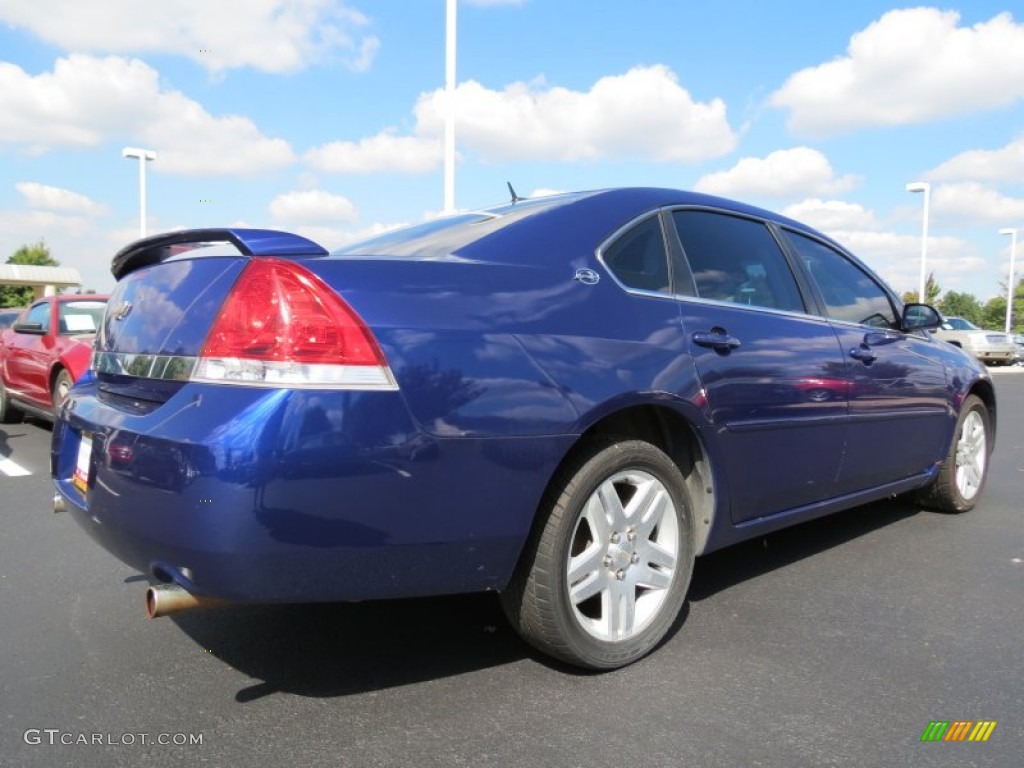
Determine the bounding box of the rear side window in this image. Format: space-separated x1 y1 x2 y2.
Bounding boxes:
602 215 671 293
672 210 804 312
784 231 897 328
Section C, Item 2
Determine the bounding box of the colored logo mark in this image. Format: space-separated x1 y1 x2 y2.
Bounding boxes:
920 720 997 742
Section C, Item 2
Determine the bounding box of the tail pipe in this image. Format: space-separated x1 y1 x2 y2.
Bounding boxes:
145 584 227 618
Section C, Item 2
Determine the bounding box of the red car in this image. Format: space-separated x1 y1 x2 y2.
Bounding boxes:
0 295 108 421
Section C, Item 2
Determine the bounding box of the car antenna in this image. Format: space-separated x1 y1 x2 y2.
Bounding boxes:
507 181 525 204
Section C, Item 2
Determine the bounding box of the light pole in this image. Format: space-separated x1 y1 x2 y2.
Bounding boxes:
1000 227 1018 334
443 0 456 214
123 147 157 238
906 181 931 303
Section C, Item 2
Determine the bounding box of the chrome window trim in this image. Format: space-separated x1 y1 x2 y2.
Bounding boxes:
596 204 824 323
671 293 831 324
595 209 672 297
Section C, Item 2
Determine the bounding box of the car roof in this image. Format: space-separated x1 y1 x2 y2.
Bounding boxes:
331 187 835 266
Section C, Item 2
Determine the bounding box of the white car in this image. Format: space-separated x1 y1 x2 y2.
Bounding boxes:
933 317 1017 365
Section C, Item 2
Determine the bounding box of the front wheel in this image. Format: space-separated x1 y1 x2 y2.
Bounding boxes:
501 439 695 670
917 394 991 513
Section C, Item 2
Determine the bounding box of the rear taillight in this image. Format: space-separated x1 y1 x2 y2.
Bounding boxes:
193 258 395 389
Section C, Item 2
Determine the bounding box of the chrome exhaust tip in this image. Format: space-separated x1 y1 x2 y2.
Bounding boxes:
53 494 66 514
145 584 226 619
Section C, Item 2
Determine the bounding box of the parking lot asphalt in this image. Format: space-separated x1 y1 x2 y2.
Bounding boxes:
1 374 1022 767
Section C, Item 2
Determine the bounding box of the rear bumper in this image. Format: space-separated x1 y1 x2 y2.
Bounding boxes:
973 351 1016 365
52 380 572 603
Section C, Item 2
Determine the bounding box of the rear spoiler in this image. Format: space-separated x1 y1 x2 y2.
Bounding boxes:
111 228 329 280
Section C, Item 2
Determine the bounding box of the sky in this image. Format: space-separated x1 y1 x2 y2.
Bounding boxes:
1 1 1023 301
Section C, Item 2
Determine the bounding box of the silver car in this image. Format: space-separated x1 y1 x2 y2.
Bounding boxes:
933 317 1017 365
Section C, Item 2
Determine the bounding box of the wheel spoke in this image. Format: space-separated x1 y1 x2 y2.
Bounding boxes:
596 479 627 529
631 481 668 540
634 562 671 590
642 541 677 571
606 580 636 639
583 494 611 543
568 543 605 601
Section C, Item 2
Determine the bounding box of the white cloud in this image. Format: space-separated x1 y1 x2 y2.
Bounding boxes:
771 9 1024 138
307 65 737 173
928 136 1024 182
305 132 442 174
930 182 1024 226
463 0 527 6
15 182 107 216
421 66 737 163
268 190 357 224
780 198 985 296
695 148 858 199
837 230 984 296
782 199 879 232
0 55 295 175
0 0 379 74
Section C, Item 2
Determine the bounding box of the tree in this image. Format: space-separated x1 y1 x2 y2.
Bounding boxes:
996 277 1024 334
981 296 1006 330
901 271 941 305
0 240 60 308
978 277 1024 333
937 291 983 325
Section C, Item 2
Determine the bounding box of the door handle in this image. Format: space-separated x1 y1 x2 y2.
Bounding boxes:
864 331 901 347
692 330 741 351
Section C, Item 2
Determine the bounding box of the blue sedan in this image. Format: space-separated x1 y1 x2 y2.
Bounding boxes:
51 188 995 669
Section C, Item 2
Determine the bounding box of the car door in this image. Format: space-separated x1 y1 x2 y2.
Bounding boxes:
780 229 950 492
4 300 53 402
668 209 850 523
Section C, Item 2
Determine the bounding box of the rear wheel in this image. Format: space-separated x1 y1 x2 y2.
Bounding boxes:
917 394 991 513
52 369 73 415
501 439 694 669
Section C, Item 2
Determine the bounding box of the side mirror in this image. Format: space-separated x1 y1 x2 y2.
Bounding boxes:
12 322 46 335
901 303 942 332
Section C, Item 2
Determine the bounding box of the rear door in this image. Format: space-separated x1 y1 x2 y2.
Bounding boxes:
780 229 950 492
668 209 850 523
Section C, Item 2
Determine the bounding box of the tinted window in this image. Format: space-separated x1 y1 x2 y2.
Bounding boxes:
672 210 804 312
602 215 670 293
23 302 50 332
332 194 588 259
784 231 897 328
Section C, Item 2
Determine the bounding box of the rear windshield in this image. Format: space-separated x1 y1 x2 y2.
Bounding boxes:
332 193 588 259
59 300 107 334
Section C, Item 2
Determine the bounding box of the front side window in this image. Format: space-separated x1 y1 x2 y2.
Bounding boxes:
671 210 804 312
23 302 50 332
601 215 671 293
784 230 897 328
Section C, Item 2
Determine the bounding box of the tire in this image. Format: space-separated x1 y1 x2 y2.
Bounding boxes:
52 369 74 415
916 394 991 513
0 377 22 424
501 439 695 670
